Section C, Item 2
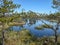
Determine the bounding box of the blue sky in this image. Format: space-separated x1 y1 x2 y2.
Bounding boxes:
14 0 57 14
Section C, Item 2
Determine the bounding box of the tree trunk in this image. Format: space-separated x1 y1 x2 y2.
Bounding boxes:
2 30 4 45
55 29 57 45
2 23 5 45
54 22 59 45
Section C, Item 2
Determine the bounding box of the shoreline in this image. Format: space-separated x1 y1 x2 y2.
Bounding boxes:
0 21 25 30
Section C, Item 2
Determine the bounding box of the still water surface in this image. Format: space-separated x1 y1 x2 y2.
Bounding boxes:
7 19 60 37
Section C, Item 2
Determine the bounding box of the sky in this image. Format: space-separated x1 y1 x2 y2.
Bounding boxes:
13 0 57 14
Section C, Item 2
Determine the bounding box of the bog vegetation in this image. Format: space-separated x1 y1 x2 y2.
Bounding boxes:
0 0 60 45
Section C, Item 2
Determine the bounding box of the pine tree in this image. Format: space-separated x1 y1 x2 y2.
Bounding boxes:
0 0 20 17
